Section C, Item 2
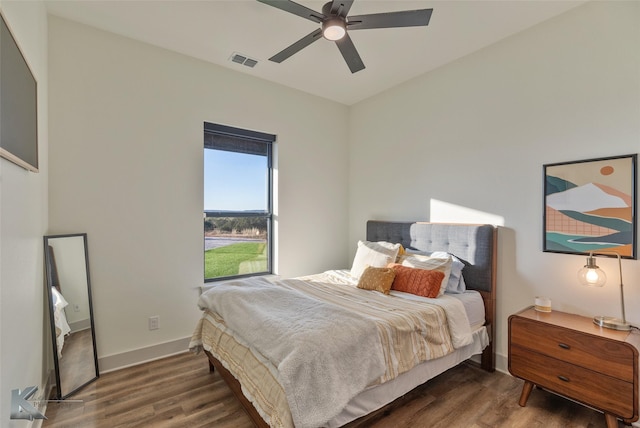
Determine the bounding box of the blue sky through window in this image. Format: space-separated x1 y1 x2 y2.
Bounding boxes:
204 149 267 211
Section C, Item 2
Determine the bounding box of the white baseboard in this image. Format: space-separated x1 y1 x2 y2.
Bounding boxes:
68 318 91 333
98 337 191 373
468 351 508 375
27 370 55 428
495 351 508 374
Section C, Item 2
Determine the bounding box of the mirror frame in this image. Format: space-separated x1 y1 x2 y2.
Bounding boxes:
44 233 99 399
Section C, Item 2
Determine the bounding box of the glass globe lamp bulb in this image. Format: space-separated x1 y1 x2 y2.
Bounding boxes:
577 256 606 287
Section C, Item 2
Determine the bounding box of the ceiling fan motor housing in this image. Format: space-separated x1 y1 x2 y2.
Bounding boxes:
322 17 346 40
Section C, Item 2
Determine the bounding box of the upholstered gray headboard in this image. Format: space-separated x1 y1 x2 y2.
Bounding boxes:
366 221 496 293
367 220 498 372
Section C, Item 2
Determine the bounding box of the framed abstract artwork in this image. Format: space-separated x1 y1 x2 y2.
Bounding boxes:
543 154 637 259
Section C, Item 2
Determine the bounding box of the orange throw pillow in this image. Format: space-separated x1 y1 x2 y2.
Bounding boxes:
389 264 445 298
357 266 396 295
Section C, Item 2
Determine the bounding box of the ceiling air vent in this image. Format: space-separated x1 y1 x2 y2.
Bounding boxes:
230 52 258 68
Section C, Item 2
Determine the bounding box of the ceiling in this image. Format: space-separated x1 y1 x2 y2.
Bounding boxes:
44 0 586 105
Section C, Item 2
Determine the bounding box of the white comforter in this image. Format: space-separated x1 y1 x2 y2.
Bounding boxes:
198 276 385 428
318 269 473 349
196 270 473 428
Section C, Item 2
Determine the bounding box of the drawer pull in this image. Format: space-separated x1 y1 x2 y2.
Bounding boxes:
558 375 570 382
558 343 570 350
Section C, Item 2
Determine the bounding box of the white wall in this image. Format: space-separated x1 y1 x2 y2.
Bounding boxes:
45 0 640 381
349 0 640 371
47 16 350 367
0 1 49 426
0 1 634 424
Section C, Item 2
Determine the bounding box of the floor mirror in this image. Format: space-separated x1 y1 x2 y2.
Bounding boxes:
44 233 99 399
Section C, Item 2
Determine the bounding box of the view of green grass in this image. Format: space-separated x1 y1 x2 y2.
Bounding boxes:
205 242 267 279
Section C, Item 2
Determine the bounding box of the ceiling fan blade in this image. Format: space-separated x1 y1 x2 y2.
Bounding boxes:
348 9 433 30
330 0 354 18
335 33 365 73
269 29 323 63
257 0 325 23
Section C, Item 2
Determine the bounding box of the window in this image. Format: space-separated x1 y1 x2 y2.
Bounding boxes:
204 122 274 282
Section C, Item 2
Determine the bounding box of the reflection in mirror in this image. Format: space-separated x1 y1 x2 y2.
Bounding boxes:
44 233 99 399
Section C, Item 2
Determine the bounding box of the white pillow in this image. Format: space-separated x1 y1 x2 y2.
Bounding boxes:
350 241 401 279
429 251 466 294
406 249 466 294
398 253 453 297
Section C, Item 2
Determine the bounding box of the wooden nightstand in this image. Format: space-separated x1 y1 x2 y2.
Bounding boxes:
508 307 639 428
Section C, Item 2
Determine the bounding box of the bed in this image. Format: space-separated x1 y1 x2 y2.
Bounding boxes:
190 221 497 428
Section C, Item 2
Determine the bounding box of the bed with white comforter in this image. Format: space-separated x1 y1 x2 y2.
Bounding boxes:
190 221 497 428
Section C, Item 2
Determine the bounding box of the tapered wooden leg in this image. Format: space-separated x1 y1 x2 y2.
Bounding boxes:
518 381 534 407
604 413 619 428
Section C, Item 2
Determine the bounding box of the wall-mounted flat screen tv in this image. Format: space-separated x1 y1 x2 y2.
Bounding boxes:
0 12 38 172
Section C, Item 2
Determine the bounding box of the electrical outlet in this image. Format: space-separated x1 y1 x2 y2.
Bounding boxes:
148 316 160 330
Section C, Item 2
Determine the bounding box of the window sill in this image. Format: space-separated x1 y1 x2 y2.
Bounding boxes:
199 274 281 294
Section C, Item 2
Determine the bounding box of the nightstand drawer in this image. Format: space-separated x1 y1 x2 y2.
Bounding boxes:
510 345 634 418
510 316 634 381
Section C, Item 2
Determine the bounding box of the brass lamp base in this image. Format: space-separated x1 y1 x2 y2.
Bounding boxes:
593 315 632 331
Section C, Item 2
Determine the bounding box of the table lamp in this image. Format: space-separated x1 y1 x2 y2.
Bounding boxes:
577 251 631 331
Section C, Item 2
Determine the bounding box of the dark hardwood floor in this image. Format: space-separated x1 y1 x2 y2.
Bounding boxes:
43 351 621 427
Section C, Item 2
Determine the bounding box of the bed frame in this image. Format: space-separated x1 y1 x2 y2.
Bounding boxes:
204 221 497 428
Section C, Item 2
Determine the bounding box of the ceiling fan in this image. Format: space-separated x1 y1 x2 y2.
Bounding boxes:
256 0 433 73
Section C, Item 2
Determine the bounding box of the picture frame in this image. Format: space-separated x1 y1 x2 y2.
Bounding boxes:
0 12 39 172
543 154 637 259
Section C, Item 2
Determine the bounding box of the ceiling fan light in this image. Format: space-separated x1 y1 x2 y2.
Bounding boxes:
322 18 346 41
